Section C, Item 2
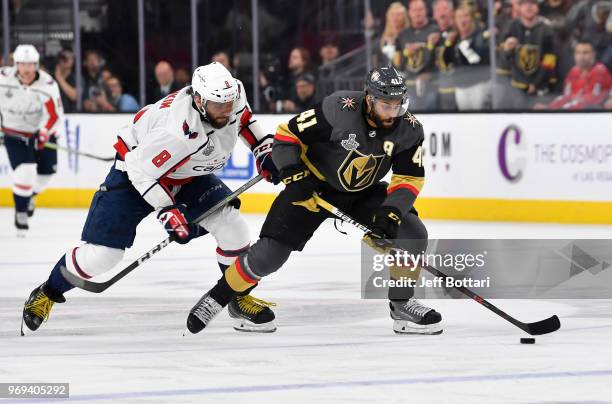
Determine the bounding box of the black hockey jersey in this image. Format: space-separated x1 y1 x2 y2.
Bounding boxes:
503 19 557 90
393 24 439 81
272 90 425 218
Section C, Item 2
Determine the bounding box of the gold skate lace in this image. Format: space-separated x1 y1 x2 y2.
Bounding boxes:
236 295 276 315
25 294 54 321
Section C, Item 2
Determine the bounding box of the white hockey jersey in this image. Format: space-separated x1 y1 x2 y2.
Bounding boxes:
115 82 268 209
0 66 63 138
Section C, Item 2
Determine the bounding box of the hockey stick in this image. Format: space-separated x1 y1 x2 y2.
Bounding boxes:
43 142 115 162
312 194 561 336
60 174 264 293
1 132 115 162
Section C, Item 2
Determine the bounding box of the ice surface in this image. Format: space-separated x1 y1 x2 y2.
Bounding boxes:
1 208 611 403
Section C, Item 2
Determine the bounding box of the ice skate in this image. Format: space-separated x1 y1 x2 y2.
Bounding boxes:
390 298 442 335
228 294 276 333
21 282 65 336
15 211 29 238
186 291 225 334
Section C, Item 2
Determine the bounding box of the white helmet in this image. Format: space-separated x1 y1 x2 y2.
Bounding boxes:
191 62 239 115
13 44 40 67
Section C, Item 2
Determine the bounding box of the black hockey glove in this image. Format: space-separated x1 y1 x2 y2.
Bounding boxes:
157 204 206 244
280 165 319 211
253 135 280 184
370 205 402 242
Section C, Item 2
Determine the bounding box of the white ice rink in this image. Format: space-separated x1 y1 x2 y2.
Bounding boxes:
1 208 611 403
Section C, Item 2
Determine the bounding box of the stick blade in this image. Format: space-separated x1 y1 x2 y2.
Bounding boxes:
525 315 561 335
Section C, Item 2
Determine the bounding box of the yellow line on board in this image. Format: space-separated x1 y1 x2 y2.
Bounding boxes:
1 188 611 224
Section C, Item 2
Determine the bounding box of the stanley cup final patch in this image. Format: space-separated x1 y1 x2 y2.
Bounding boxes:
341 133 360 151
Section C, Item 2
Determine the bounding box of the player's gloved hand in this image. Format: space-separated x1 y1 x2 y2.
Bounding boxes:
157 204 205 244
280 164 320 212
35 129 49 151
252 135 280 184
364 206 402 251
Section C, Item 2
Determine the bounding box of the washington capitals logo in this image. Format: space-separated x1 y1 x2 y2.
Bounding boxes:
339 96 357 111
182 120 198 139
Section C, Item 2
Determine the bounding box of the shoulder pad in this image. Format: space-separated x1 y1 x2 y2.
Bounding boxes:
322 90 364 126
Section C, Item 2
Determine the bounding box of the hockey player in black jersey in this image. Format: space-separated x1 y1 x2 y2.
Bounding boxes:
186 66 443 336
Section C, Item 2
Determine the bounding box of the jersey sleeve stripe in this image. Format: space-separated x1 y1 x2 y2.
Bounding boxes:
274 133 300 145
43 98 59 130
275 123 301 145
133 107 149 123
387 175 424 196
240 126 257 147
113 136 130 159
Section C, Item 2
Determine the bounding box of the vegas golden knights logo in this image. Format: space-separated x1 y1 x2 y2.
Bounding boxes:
517 45 540 75
338 149 385 192
406 45 425 73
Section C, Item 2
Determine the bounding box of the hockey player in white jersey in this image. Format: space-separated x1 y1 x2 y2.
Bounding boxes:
21 62 280 335
0 44 63 235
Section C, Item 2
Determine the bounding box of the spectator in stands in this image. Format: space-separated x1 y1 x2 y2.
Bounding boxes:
100 67 113 84
539 0 574 80
287 47 313 80
442 4 491 110
54 49 77 113
0 53 13 66
174 67 191 87
495 0 558 109
212 51 233 73
393 0 438 110
320 43 339 66
259 55 284 113
534 40 612 110
148 60 181 104
82 50 106 112
429 0 457 110
318 42 340 79
284 47 314 101
105 76 140 112
568 0 612 69
87 76 139 112
281 73 318 113
376 2 409 66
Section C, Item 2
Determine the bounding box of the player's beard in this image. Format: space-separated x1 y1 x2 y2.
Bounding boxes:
210 116 230 129
367 107 396 129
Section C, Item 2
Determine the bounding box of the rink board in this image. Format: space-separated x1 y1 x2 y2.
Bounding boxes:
1 112 611 224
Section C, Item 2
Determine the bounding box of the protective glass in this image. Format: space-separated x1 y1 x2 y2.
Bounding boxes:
205 99 235 115
371 95 410 118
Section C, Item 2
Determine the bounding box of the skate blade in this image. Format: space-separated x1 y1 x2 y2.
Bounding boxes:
16 229 27 238
393 320 443 335
20 318 34 336
232 318 277 333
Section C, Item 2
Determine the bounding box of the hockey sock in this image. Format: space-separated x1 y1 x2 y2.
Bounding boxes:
13 193 30 213
222 258 260 294
47 255 75 295
388 265 419 301
209 276 237 307
217 262 256 296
